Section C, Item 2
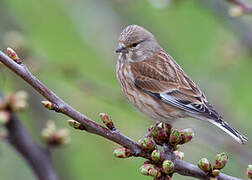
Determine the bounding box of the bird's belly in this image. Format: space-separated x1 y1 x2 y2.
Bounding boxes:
116 61 185 123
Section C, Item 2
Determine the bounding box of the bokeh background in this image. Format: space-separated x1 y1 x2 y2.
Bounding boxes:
0 0 251 179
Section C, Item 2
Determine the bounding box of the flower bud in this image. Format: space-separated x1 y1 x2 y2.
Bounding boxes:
41 101 58 111
7 47 22 64
247 165 252 179
113 147 131 158
162 160 174 174
7 91 28 112
41 121 70 146
174 150 184 160
140 137 155 151
163 123 172 136
212 169 220 177
151 123 168 144
179 128 194 144
214 152 228 170
148 166 161 178
68 120 85 130
169 128 181 145
0 110 10 124
151 150 162 162
99 113 114 130
198 158 211 173
140 162 153 175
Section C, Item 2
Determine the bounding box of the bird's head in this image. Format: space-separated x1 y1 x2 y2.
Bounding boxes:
116 25 160 62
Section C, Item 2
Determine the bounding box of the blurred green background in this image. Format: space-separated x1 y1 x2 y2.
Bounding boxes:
0 0 251 179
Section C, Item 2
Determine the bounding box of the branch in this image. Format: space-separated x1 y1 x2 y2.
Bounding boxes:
0 91 58 180
0 50 242 180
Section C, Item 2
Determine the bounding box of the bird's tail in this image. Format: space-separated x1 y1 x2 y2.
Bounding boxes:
209 119 248 144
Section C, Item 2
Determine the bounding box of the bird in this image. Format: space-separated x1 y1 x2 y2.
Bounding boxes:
115 25 248 144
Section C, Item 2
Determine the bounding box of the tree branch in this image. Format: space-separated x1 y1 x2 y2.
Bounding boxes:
0 91 58 180
0 50 242 180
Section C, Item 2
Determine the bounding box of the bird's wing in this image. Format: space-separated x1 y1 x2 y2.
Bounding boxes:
130 50 222 120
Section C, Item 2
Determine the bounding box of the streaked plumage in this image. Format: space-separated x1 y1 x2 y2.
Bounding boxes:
116 25 248 144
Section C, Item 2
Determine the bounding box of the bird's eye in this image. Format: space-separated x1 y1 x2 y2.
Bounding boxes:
132 42 138 47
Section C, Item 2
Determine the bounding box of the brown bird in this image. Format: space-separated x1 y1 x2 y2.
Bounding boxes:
116 25 248 144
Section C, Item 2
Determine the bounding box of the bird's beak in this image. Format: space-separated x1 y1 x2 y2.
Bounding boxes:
115 45 128 53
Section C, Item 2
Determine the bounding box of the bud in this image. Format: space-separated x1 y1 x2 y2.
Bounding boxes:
198 158 211 173
140 137 155 151
151 123 168 143
148 166 162 178
212 169 220 177
247 165 252 179
140 162 153 175
0 110 10 124
113 147 131 158
179 128 194 144
41 101 58 111
41 121 70 146
229 6 244 17
174 150 184 160
214 152 228 170
68 120 85 130
99 113 114 130
163 123 172 136
7 91 28 112
162 160 174 174
151 150 162 162
169 128 181 145
7 47 22 64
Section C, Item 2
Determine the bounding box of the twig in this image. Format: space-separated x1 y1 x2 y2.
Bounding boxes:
0 91 58 180
0 50 242 180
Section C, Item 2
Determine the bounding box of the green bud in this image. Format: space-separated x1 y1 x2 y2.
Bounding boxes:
179 128 194 144
174 150 184 160
212 169 220 177
140 162 155 176
41 101 57 111
151 123 168 142
148 166 161 178
162 160 174 174
113 147 131 158
99 113 114 130
140 137 155 151
151 150 162 162
169 128 181 145
247 165 252 179
198 158 211 173
68 120 85 130
163 123 172 136
7 47 22 64
214 152 228 170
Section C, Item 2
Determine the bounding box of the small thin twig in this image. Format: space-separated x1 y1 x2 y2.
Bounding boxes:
0 50 242 180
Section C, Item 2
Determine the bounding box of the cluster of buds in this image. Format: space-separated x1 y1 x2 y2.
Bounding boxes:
6 91 28 112
247 165 252 179
113 147 132 158
197 152 228 177
140 162 162 178
99 113 115 130
146 123 194 149
41 121 70 147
